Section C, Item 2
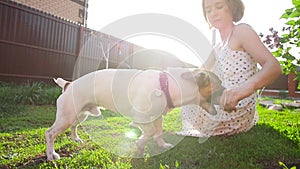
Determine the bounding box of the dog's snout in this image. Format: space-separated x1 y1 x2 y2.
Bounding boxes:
215 85 225 96
220 85 225 93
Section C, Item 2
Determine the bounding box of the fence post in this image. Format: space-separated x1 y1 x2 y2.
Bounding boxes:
288 73 296 97
74 26 84 79
77 26 83 59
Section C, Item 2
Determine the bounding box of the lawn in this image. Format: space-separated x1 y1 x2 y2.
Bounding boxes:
0 82 299 169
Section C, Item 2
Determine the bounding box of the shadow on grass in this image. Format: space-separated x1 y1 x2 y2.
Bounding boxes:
131 124 300 169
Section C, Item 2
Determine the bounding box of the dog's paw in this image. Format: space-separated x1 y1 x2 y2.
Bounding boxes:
208 108 217 115
73 138 83 143
47 151 60 161
135 148 145 157
204 106 217 115
129 122 139 128
161 143 173 149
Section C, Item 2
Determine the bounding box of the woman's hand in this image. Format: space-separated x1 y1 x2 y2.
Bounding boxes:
220 83 255 112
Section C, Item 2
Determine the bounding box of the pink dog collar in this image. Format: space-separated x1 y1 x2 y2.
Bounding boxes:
159 72 174 109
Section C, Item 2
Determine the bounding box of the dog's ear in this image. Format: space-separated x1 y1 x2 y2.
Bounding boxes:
53 77 71 92
181 69 211 88
181 71 194 80
53 78 58 84
181 68 205 80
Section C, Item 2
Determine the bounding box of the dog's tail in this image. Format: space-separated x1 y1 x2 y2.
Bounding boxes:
53 78 71 92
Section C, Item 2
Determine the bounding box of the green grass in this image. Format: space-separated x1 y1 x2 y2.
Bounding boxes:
0 83 299 169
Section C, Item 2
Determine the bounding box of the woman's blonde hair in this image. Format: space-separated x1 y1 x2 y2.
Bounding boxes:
202 0 245 23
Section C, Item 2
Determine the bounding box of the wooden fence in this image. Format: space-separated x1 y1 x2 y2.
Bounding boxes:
0 0 299 97
0 0 134 84
262 73 300 98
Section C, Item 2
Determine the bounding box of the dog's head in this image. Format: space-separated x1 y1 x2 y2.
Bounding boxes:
181 69 225 104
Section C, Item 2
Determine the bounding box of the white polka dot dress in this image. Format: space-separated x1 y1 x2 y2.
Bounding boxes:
177 25 259 137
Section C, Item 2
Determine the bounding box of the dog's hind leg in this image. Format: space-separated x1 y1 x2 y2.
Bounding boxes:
45 110 76 160
45 126 61 160
70 112 88 143
70 104 101 143
88 105 101 116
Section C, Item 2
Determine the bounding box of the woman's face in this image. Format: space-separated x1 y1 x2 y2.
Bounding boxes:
204 0 234 29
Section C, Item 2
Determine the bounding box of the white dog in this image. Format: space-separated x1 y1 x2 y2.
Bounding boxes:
45 68 224 160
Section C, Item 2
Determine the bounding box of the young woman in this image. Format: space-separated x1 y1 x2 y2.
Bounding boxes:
177 0 282 137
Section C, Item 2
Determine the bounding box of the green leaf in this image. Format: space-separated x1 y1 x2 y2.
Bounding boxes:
281 8 295 19
286 20 296 26
278 161 288 169
292 0 300 6
281 13 290 19
290 10 300 18
272 50 282 57
282 34 290 38
175 160 180 168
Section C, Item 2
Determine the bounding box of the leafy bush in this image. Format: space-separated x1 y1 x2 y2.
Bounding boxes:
260 0 300 88
0 82 60 106
14 82 43 105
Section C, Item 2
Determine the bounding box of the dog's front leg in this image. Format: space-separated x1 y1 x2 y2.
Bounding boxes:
136 134 150 156
153 117 173 148
200 101 217 115
135 122 157 156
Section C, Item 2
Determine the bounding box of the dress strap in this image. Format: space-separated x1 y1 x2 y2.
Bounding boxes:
223 26 235 46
